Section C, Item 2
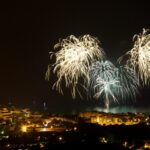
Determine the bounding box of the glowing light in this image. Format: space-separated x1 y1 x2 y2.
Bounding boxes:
99 137 108 143
123 141 128 147
58 136 63 141
144 143 150 149
43 122 48 127
40 143 45 148
46 35 105 98
1 130 4 135
73 126 77 131
6 144 10 148
118 29 150 85
42 128 47 132
21 125 27 132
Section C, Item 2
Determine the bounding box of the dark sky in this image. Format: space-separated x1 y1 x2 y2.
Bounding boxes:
0 1 150 112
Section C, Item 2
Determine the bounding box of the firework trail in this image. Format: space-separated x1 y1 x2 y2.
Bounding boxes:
117 66 140 102
118 29 150 85
46 35 105 98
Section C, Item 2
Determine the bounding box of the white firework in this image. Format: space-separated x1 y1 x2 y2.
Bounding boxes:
89 60 120 109
46 35 105 98
118 29 150 85
89 60 140 109
94 76 120 109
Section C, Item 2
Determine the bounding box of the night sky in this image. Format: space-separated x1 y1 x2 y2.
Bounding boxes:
0 1 150 112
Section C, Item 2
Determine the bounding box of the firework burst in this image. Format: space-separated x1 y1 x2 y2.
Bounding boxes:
89 60 120 109
117 66 140 102
46 35 105 98
89 60 140 108
118 29 150 85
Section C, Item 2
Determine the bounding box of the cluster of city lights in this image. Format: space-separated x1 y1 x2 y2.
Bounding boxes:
46 29 150 108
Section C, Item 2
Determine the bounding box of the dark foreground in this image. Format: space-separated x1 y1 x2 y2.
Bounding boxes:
0 123 150 150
